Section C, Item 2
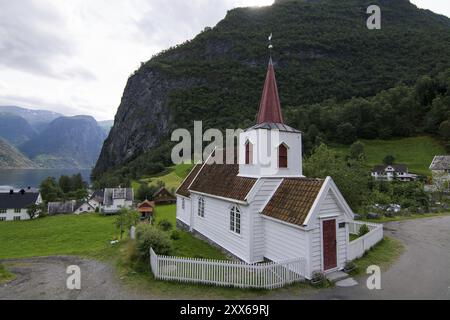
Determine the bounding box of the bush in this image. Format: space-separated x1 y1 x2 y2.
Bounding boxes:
158 219 173 232
135 224 173 262
171 230 181 240
358 224 370 237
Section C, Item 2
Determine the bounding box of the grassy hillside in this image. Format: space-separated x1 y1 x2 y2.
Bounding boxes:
132 164 195 192
0 214 117 260
330 136 445 176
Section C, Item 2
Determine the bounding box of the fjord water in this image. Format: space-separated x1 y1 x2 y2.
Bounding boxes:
0 169 92 190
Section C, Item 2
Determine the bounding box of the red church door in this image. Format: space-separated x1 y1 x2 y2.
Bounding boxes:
323 219 337 271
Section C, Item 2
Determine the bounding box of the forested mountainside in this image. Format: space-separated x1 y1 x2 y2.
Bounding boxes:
94 0 450 183
20 116 106 169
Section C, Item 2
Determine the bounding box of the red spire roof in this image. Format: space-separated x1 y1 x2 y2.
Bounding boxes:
257 59 284 124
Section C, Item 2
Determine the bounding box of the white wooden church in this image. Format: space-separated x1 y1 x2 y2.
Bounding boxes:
176 59 357 279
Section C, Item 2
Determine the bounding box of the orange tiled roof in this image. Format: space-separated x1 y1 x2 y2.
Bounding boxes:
189 164 257 202
176 164 203 197
262 178 325 227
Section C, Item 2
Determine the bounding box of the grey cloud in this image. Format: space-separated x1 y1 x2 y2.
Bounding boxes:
134 0 233 48
0 0 93 80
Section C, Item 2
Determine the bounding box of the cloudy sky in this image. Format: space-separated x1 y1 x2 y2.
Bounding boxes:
0 0 448 121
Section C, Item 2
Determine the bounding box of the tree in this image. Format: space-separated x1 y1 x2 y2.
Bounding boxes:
70 173 86 191
26 203 45 220
383 155 396 165
304 144 370 210
115 208 141 240
349 141 365 161
39 177 62 202
337 123 357 145
58 175 72 194
136 183 158 202
439 120 450 140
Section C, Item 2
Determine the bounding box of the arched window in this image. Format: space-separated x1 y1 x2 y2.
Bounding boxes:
198 197 205 218
245 141 253 165
230 206 241 234
278 144 288 168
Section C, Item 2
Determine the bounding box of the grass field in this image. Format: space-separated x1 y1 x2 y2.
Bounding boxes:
0 264 15 284
132 164 195 192
0 214 117 260
330 136 445 176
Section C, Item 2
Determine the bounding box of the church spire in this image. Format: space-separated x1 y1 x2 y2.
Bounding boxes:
257 58 284 124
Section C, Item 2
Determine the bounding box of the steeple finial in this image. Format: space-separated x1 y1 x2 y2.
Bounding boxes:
268 33 273 59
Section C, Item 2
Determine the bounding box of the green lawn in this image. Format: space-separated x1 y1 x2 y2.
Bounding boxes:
0 214 118 260
351 237 404 276
132 164 195 193
330 136 445 176
154 204 227 259
0 264 15 284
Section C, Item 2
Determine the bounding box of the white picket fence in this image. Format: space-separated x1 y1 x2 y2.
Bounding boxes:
348 221 384 260
150 248 306 289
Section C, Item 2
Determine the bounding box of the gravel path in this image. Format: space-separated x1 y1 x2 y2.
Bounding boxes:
0 256 151 300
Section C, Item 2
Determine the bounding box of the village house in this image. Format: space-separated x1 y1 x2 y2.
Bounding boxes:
102 187 134 214
0 189 42 221
371 164 418 182
137 199 155 220
176 59 363 279
430 155 450 190
153 187 176 205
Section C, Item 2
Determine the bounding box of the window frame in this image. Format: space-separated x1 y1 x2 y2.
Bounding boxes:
229 205 241 235
278 143 289 169
182 198 185 210
14 208 21 213
0 209 7 214
198 197 205 218
245 140 253 165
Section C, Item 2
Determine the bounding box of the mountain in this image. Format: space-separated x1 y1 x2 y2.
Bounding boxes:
0 106 63 132
20 116 106 169
0 138 37 169
93 0 450 178
98 120 114 136
0 112 37 146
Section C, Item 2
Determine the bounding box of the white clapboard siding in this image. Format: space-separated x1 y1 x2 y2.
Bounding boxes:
191 194 251 262
150 248 306 289
264 218 307 263
348 222 384 260
176 196 191 226
250 178 283 263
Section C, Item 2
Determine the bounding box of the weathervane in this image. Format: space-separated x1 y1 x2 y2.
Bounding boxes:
268 33 273 59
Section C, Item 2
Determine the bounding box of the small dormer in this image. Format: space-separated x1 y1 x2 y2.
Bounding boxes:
239 59 303 178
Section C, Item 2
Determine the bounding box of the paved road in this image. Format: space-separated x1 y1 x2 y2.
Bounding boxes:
297 216 450 300
1 216 449 300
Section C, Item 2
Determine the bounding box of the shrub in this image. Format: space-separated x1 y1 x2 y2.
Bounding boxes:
358 224 370 237
135 224 173 262
158 219 173 232
171 230 181 240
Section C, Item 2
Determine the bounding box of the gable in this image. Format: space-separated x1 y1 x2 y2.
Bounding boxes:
303 177 354 228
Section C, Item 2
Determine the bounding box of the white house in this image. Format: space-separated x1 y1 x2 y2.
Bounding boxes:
430 155 450 190
102 188 134 214
0 189 42 221
371 164 418 182
176 59 361 279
